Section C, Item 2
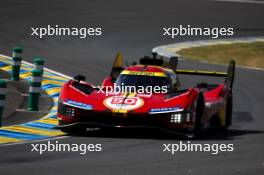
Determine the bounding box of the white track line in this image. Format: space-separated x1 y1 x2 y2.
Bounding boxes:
212 0 264 4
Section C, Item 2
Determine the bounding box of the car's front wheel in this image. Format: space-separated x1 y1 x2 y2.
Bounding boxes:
60 126 87 135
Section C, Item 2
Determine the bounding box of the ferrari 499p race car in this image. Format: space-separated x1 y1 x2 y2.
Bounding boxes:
57 53 235 138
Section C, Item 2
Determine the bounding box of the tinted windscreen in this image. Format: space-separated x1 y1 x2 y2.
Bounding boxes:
116 74 170 89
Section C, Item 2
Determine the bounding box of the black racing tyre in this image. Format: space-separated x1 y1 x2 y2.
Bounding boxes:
60 127 73 134
60 126 87 135
210 115 221 128
194 93 205 135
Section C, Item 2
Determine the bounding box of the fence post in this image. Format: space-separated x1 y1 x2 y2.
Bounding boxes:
34 57 45 74
11 47 23 81
28 69 42 111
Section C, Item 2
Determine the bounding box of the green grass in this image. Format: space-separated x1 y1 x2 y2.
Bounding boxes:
178 41 264 68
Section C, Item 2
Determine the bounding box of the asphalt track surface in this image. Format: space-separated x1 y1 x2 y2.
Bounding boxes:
0 0 264 174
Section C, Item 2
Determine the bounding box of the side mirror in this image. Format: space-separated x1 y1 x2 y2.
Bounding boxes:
74 74 86 82
132 61 137 65
152 52 158 59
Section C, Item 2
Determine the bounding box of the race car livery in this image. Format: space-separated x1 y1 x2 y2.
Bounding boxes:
57 53 235 137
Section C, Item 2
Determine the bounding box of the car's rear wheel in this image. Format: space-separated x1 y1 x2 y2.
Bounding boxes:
192 93 205 137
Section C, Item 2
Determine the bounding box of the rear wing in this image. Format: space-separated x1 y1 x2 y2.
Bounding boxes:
175 69 227 77
168 56 236 89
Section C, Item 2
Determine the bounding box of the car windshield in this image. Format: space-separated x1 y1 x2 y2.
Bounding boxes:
115 74 170 93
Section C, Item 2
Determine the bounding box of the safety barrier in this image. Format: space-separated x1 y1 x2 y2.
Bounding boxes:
0 48 69 144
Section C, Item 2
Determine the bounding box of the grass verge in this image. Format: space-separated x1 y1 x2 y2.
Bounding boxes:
178 41 264 69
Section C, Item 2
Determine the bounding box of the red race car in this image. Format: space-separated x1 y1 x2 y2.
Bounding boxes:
57 53 235 138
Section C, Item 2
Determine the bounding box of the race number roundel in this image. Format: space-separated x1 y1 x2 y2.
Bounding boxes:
103 96 144 111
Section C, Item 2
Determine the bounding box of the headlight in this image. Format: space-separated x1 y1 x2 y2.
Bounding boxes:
65 106 75 117
58 101 75 117
170 112 192 123
186 113 191 122
170 113 182 123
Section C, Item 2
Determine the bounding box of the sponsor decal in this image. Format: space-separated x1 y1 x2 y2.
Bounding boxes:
149 106 183 114
104 96 144 111
121 70 166 77
65 100 93 110
137 93 152 98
